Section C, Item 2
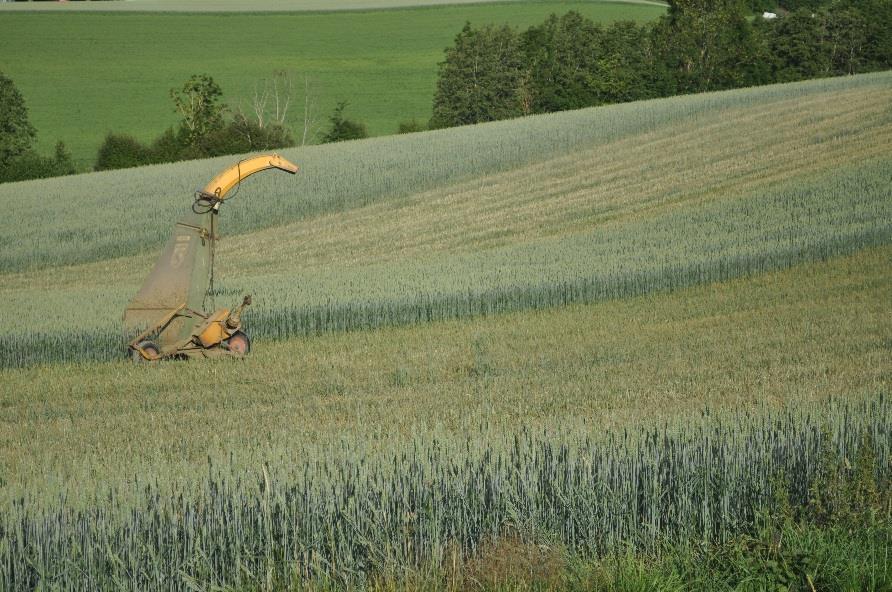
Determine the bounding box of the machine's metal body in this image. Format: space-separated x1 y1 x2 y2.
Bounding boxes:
124 154 299 361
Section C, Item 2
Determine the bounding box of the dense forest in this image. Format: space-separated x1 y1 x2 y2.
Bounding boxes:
430 0 892 128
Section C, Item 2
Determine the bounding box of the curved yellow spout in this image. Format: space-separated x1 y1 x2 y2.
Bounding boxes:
202 153 299 200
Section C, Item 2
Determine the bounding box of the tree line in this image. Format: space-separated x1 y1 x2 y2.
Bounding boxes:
0 71 370 182
1 0 890 182
94 74 295 171
0 72 75 183
429 0 892 128
95 74 370 172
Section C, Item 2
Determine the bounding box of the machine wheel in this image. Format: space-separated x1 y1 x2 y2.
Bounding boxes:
226 331 251 356
130 341 159 363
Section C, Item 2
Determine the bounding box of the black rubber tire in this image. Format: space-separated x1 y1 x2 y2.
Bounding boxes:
130 341 159 363
226 331 251 356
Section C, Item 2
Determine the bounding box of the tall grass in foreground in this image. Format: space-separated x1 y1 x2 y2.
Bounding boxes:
1 396 888 591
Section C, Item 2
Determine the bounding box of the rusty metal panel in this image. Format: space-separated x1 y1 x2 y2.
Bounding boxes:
124 210 213 340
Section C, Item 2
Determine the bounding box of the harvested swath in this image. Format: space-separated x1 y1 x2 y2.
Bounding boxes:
2 156 889 367
2 246 887 506
242 159 891 337
0 72 888 273
2 73 890 368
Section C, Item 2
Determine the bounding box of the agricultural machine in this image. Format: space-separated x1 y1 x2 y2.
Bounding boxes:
124 154 299 361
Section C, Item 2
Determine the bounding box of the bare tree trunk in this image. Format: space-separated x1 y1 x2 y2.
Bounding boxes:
301 75 321 146
252 80 270 129
238 71 320 146
272 70 292 127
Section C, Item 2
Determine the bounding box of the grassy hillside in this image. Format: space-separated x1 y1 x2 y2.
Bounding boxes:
0 1 664 167
3 245 890 497
1 248 890 589
0 74 889 590
1 72 889 366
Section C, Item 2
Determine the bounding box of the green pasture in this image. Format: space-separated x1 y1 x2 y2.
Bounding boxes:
0 1 664 167
0 0 670 12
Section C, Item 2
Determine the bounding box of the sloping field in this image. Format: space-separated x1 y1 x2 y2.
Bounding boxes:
1 73 891 590
1 246 890 589
0 1 664 165
1 72 890 366
3 246 890 495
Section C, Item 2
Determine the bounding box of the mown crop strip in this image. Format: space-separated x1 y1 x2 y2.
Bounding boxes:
0 72 887 273
2 155 889 368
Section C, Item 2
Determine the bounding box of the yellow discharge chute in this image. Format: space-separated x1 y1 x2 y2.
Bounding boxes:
124 154 299 361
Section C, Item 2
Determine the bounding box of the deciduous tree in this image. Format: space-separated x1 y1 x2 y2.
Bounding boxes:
0 72 36 169
170 74 226 146
319 101 368 143
522 12 604 113
762 9 831 81
430 23 526 128
654 0 765 93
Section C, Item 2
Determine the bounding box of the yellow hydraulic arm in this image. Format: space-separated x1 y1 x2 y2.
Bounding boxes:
201 154 299 201
124 153 299 360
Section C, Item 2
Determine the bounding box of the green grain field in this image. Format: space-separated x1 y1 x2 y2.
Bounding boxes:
0 73 890 589
0 1 665 167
